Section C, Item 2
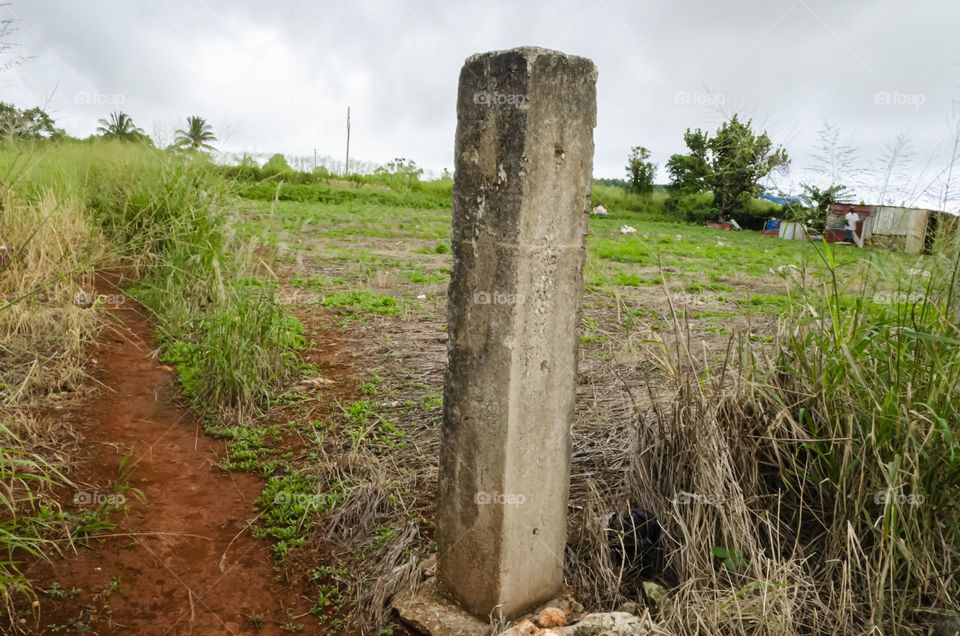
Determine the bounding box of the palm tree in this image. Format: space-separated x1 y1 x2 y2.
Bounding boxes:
174 116 217 151
96 111 145 141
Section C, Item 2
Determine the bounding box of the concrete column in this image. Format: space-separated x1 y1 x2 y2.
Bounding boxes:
437 47 597 620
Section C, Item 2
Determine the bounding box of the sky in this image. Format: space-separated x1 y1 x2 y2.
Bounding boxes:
3 0 960 209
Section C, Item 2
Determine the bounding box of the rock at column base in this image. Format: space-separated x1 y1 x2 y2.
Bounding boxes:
393 577 493 636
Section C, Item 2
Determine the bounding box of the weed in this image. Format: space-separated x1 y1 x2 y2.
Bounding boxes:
244 613 265 628
154 292 305 420
92 576 120 601
339 400 405 448
0 419 76 619
42 583 80 601
311 583 344 615
612 272 655 287
405 269 448 284
359 376 381 397
291 275 343 290
368 526 395 552
254 471 340 559
213 426 278 475
322 290 401 318
419 393 441 410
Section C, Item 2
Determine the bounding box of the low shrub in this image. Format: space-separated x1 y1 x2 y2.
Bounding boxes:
664 191 717 224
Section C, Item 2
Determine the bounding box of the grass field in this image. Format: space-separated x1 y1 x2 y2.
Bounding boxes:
3 144 959 635
238 186 920 352
231 175 956 633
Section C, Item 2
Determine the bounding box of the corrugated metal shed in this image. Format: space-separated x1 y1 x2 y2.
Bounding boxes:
826 204 958 254
870 206 917 235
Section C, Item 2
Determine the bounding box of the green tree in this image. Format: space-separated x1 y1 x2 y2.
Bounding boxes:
174 115 217 151
625 146 656 195
0 102 65 140
801 183 853 212
709 115 789 218
262 153 292 175
665 129 710 194
667 115 790 218
377 157 423 178
96 111 148 142
375 157 423 190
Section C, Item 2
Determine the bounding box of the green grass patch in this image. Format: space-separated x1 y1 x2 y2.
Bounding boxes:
322 290 401 317
211 425 279 475
291 275 345 290
612 271 657 287
338 399 406 448
405 269 448 284
254 471 340 559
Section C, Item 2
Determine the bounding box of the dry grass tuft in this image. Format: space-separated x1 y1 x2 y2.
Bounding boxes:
1 191 106 406
566 246 960 635
0 186 106 629
565 333 834 634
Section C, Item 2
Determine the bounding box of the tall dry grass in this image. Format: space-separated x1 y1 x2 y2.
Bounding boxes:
0 182 107 626
568 239 960 634
1 190 106 405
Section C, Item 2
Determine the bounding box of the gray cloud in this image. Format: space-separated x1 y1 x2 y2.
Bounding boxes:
4 0 959 208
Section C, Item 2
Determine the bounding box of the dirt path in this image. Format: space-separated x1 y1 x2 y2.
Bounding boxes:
27 301 318 635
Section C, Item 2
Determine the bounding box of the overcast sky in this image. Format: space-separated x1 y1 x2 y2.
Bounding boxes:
4 1 960 209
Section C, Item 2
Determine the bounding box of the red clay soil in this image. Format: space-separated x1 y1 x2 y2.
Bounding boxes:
24 301 320 635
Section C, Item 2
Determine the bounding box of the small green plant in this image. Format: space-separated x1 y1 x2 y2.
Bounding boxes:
92 576 121 601
114 449 146 504
43 582 65 600
254 471 341 559
359 375 381 396
339 400 405 448
311 583 344 616
712 546 747 572
214 426 278 475
291 275 343 291
406 269 447 284
420 393 442 410
322 290 401 317
612 272 653 287
309 563 350 622
244 612 265 628
310 564 349 581
368 526 396 552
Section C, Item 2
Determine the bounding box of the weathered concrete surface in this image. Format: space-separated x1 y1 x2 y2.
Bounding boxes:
393 577 490 636
560 613 649 636
437 46 597 620
497 612 651 636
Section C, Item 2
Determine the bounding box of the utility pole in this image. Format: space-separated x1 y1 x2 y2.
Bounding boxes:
344 106 351 176
313 148 317 173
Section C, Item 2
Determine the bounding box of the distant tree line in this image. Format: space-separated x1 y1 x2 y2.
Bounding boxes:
0 102 218 154
0 103 428 184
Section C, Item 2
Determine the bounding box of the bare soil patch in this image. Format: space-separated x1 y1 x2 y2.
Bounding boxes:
24 300 320 635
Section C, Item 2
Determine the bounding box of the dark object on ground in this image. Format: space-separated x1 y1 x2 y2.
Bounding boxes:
608 507 662 579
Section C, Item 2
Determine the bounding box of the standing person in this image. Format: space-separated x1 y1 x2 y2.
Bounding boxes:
844 210 860 244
